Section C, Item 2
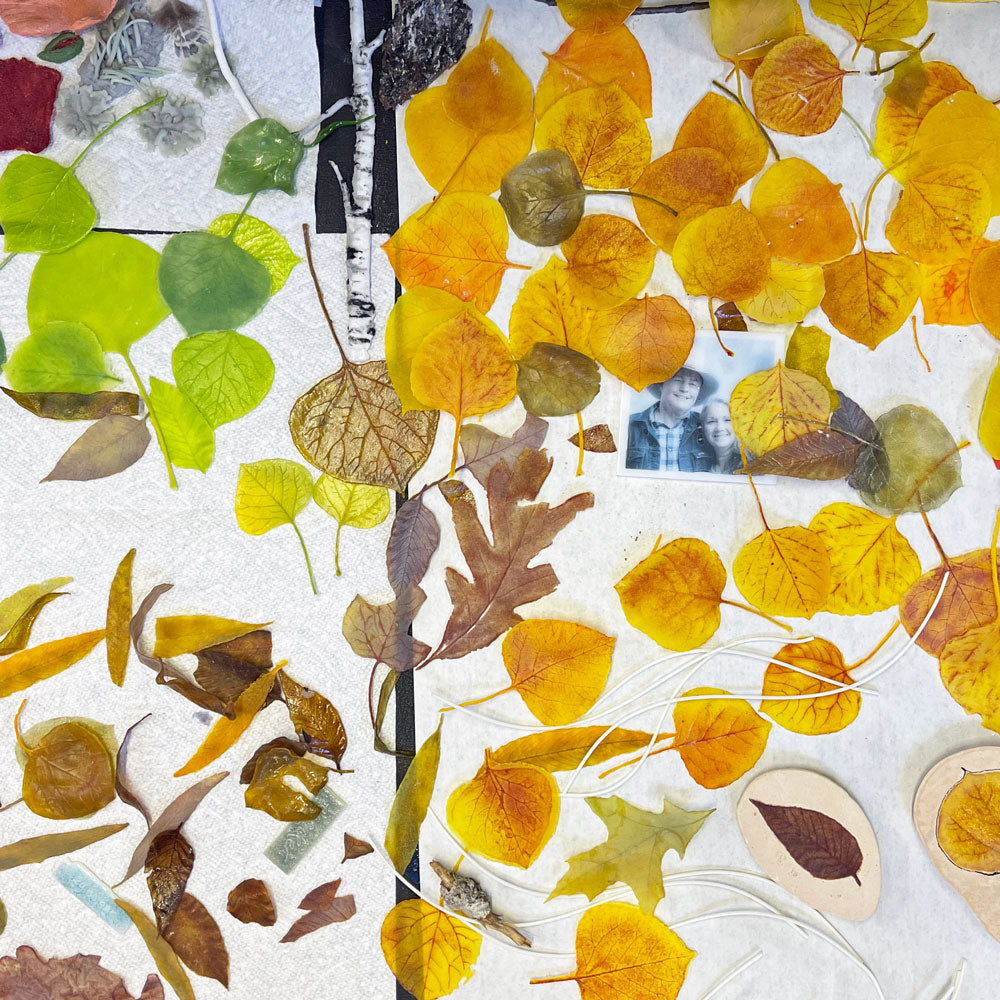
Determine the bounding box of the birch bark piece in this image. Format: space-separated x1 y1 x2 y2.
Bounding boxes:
737 767 880 920
913 745 1000 944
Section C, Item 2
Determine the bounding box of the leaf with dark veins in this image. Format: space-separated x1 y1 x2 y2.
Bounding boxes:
342 585 432 672
386 495 440 594
459 413 548 487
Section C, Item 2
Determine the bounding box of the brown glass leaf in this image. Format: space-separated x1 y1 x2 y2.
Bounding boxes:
227 878 276 926
516 342 600 417
568 424 617 454
0 945 162 1000
280 879 356 943
386 495 440 595
342 584 432 672
343 833 374 861
193 630 278 713
0 591 64 655
116 714 152 828
499 149 586 246
0 824 127 872
2 387 141 420
145 829 194 930
739 429 859 480
41 415 150 481
834 393 890 493
278 671 348 768
714 300 748 331
299 878 343 910
162 893 230 988
751 799 863 884
244 747 328 821
239 737 308 784
459 413 548 487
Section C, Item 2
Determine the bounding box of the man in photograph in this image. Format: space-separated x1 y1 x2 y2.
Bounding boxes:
626 364 718 472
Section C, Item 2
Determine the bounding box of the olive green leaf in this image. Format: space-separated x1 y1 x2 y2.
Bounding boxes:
215 119 305 196
499 149 585 247
205 214 300 294
42 415 151 482
313 474 391 575
1 388 139 420
516 342 600 417
38 31 84 63
147 378 214 473
4 323 119 394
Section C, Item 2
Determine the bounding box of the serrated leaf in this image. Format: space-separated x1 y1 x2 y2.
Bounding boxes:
205 214 300 294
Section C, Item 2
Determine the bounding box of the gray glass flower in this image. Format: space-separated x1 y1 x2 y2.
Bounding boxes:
136 88 205 156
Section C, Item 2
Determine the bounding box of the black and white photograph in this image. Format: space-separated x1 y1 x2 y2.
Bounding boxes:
618 330 784 482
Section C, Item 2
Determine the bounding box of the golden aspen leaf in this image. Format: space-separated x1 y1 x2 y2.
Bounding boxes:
873 62 975 172
761 637 861 734
820 247 920 349
737 3 806 78
0 630 106 698
536 84 651 190
555 0 641 32
531 902 694 999
381 899 481 1000
630 148 738 252
886 165 991 264
386 719 441 874
752 35 849 136
940 625 1000 734
174 664 281 777
710 0 800 65
749 158 855 264
442 36 533 134
588 294 695 391
382 195 526 312
672 203 770 301
980 361 1000 461
562 214 656 310
729 362 832 456
808 502 921 615
615 538 726 652
970 243 1000 340
784 324 838 406
153 615 270 659
105 548 134 687
733 524 832 618
674 93 768 186
491 727 669 772
446 750 559 867
536 26 652 121
671 688 771 788
405 86 534 195
920 242 995 327
811 0 928 52
736 258 826 324
116 900 195 1000
498 619 616 725
937 769 1000 874
509 258 596 358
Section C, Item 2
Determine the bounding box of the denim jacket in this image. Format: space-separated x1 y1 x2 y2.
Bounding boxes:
626 405 712 472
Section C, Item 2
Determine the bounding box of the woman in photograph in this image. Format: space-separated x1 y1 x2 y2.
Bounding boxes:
700 398 741 475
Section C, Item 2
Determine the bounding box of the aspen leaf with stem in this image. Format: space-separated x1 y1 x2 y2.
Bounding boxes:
215 119 304 196
736 259 826 325
499 149 586 247
562 214 656 311
508 257 596 358
313 474 390 576
674 92 768 186
555 0 640 32
811 0 928 56
3 322 119 395
515 343 600 418
710 0 800 67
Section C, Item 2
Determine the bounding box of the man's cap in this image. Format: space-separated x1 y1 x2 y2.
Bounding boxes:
648 363 719 405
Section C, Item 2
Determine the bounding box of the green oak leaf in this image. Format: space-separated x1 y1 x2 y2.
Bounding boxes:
27 233 169 355
4 323 119 394
172 330 274 428
148 377 215 473
0 155 96 254
158 231 272 336
215 119 305 195
205 214 300 294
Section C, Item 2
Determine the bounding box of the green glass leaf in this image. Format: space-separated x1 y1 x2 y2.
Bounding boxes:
38 32 84 63
172 330 274 428
205 214 300 294
4 323 119 394
515 342 600 417
158 232 271 336
148 378 215 473
0 155 95 254
27 233 169 355
215 119 305 196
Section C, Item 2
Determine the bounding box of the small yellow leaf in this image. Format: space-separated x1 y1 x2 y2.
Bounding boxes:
313 476 390 529
508 257 596 358
105 549 135 687
736 259 826 325
936 769 1000 874
711 0 800 65
811 0 928 50
116 899 195 1000
674 92 768 186
555 0 641 32
0 577 72 635
0 630 106 698
234 458 313 535
784 324 839 407
442 35 533 134
153 615 270 658
562 214 656 310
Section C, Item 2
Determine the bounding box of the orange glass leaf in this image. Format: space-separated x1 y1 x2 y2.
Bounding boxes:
970 243 1000 340
936 769 1000 874
491 727 668 772
631 148 738 252
673 93 768 186
729 361 832 456
446 750 560 867
536 84 651 189
536 26 652 121
671 688 771 789
672 203 770 300
761 637 861 735
920 241 994 327
940 624 1000 734
588 294 695 392
153 615 270 658
555 0 641 32
751 35 848 136
0 0 115 35
710 0 800 66
821 247 920 349
383 195 525 312
561 214 656 310
749 158 856 264
508 257 596 358
735 258 826 324
0 629 106 698
442 35 533 134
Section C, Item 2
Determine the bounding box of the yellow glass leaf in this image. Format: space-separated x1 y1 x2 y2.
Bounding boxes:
442 35 533 134
672 203 770 301
729 362 832 456
588 294 695 392
496 619 615 725
536 84 651 189
736 258 826 324
555 0 641 32
405 85 533 195
761 637 861 734
733 524 832 618
446 750 560 867
0 630 106 698
979 359 1000 461
105 549 134 688
920 242 994 327
0 577 72 635
808 502 921 615
116 900 195 1000
234 458 313 535
615 538 727 652
386 720 441 874
939 624 1000 733
491 727 669 772
784 324 839 407
710 0 800 65
562 214 656 310
174 664 282 776
381 899 481 1000
0 823 126 872
821 247 920 349
508 257 596 359
536 26 652 121
383 195 526 312
748 158 856 264
153 615 270 658
313 475 390 529
886 165 991 264
811 0 928 53
631 148 738 252
936 770 1000 874
673 93 768 186
970 243 1000 340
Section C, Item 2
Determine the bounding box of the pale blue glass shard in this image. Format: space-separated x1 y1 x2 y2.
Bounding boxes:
264 786 347 874
55 862 131 933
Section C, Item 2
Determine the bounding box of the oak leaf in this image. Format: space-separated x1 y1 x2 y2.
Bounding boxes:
459 413 548 488
811 0 927 53
736 259 826 325
491 727 668 772
508 257 596 358
936 769 1000 874
674 92 768 186
939 625 1000 733
442 33 532 135
0 946 163 1000
562 213 656 310
555 0 640 31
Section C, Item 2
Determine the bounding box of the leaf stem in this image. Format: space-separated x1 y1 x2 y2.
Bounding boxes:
712 80 780 162
449 419 461 478
0 252 15 274
334 521 343 576
0 797 23 814
589 188 677 217
123 352 177 490
991 506 1000 611
226 192 257 242
292 520 318 594
575 411 585 477
743 447 769 531
848 621 900 670
862 166 893 241
69 95 165 171
869 33 936 76
840 108 874 156
13 700 31 754
721 598 793 632
529 975 578 986
708 297 734 357
919 508 950 565
598 742 674 779
912 316 931 372
444 685 514 712
302 223 349 366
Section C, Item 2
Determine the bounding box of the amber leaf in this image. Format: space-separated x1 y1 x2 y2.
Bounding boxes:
145 829 194 931
227 878 276 926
